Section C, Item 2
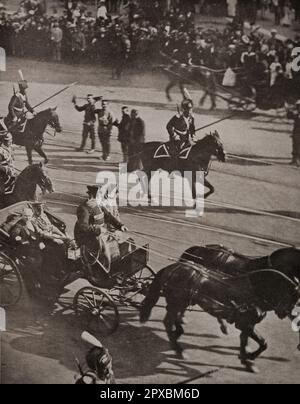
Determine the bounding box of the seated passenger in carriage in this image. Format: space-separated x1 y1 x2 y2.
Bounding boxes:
31 201 72 280
0 132 16 198
75 185 126 245
10 207 45 294
74 185 127 273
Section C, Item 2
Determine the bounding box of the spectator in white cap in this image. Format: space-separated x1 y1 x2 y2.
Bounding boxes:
97 1 108 21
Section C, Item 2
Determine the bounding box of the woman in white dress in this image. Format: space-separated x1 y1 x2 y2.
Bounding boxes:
227 0 238 18
281 1 294 27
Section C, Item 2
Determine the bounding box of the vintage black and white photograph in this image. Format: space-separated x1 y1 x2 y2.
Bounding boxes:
0 0 300 385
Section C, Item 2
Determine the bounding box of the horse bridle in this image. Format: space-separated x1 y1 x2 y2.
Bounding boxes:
46 119 59 137
266 254 300 313
15 167 52 194
248 269 300 316
38 173 53 193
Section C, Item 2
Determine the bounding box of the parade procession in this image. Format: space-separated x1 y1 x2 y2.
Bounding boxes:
1 0 300 387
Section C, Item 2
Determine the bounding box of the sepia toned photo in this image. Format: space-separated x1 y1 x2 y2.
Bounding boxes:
0 0 300 386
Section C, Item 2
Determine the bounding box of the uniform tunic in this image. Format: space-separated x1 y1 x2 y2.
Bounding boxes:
96 108 115 160
74 198 123 247
7 92 34 123
166 113 195 144
75 103 97 150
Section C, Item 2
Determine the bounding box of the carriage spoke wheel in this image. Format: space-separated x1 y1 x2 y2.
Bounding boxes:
120 266 156 308
73 287 119 336
0 253 23 308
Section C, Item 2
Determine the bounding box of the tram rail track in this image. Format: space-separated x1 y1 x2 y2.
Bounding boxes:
47 196 295 249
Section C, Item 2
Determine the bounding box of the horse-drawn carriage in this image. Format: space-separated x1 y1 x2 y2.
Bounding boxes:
0 201 155 336
159 54 257 112
160 52 300 113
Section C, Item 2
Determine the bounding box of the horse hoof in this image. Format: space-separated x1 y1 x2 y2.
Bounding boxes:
220 323 229 336
242 360 260 374
176 350 189 360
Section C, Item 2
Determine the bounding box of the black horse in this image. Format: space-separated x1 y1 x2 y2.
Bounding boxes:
0 162 54 209
140 261 300 373
181 245 300 335
181 245 300 281
4 107 62 165
135 131 226 201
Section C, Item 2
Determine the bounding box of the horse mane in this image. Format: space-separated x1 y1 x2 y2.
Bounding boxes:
36 108 51 118
18 163 40 178
194 131 220 148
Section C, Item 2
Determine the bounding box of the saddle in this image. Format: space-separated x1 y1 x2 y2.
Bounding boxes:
154 142 192 160
3 116 28 136
11 118 28 135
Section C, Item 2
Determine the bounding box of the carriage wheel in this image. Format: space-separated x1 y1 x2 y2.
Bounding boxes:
0 253 23 308
121 265 156 308
73 287 119 336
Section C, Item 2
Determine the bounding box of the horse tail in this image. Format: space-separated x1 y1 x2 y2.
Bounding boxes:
140 268 166 323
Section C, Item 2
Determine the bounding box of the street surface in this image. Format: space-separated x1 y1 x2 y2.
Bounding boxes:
0 56 300 384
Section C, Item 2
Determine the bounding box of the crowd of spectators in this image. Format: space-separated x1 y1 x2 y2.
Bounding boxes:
0 0 300 85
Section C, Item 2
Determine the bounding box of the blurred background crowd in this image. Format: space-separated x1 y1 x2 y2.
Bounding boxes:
0 0 300 78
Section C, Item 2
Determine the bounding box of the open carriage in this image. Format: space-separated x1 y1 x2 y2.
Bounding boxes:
161 59 300 113
159 53 257 112
0 201 155 336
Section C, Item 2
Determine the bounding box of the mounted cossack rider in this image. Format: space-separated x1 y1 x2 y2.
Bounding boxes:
6 71 36 134
166 99 196 159
0 132 16 197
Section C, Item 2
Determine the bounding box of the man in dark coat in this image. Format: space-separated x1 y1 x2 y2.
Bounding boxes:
72 94 98 153
116 106 131 163
74 185 126 248
128 109 145 171
287 100 300 167
96 100 116 161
